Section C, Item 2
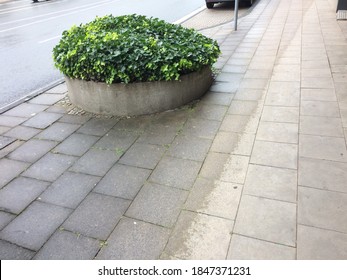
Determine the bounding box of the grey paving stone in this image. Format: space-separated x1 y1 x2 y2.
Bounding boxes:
227 234 295 260
94 129 138 151
199 152 229 180
210 82 239 93
298 186 347 233
46 83 68 94
125 182 188 228
297 225 347 260
239 78 269 90
4 126 40 140
222 64 248 74
167 135 211 162
23 153 77 182
302 77 334 89
0 211 15 230
0 115 27 127
0 158 29 189
0 135 16 149
201 92 234 106
220 114 258 134
244 164 297 203
136 130 177 145
113 116 151 132
28 94 65 105
181 118 220 139
0 140 23 159
0 201 71 251
219 155 250 184
265 90 300 107
256 121 298 144
70 148 119 176
36 122 80 141
63 192 130 240
77 118 118 136
8 139 57 163
45 105 67 114
299 157 347 193
301 88 337 102
234 195 296 246
261 106 299 123
3 103 48 118
228 100 260 115
215 72 243 84
94 164 151 200
22 112 62 129
299 134 347 162
96 217 170 260
59 114 91 125
0 177 49 214
0 126 11 134
164 211 233 259
299 116 344 137
0 240 35 260
34 230 100 260
300 101 340 117
191 104 228 121
185 178 242 220
210 131 255 155
234 88 265 101
149 156 201 190
250 140 298 169
40 172 100 209
53 133 99 156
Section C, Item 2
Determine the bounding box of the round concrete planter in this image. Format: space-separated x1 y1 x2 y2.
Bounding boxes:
65 66 213 116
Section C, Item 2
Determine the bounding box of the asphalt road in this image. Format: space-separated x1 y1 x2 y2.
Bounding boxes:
0 0 207 109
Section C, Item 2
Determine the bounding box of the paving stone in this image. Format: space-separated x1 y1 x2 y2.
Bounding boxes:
199 152 229 180
136 130 177 145
34 230 100 260
0 158 29 189
22 112 62 129
234 88 265 101
228 100 260 115
298 186 347 233
46 83 68 94
148 110 188 132
23 153 77 182
0 177 49 214
45 105 67 113
77 118 118 136
265 87 300 107
4 126 40 140
222 64 248 74
234 195 296 246
63 192 130 240
0 240 35 260
191 104 228 121
301 89 337 102
70 148 119 176
299 157 347 193
164 211 233 259
244 164 297 203
0 135 16 149
302 77 334 89
261 106 299 123
40 172 100 209
96 217 170 260
251 140 298 169
239 78 269 90
300 116 344 137
297 225 347 260
185 178 242 220
209 82 239 93
94 164 151 200
181 118 220 139
3 103 48 118
244 69 273 79
126 182 188 228
210 131 255 155
0 211 15 230
0 140 23 159
215 72 243 84
59 114 91 125
149 156 201 190
53 133 99 156
299 134 347 162
300 101 340 117
167 135 211 162
28 94 65 105
220 114 258 134
256 121 298 143
227 234 295 260
113 116 151 132
220 154 249 184
201 91 234 106
94 129 138 151
0 115 27 127
36 122 80 141
0 126 11 134
0 201 71 251
8 139 57 163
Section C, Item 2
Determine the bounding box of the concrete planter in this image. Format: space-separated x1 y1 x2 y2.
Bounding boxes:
65 66 213 116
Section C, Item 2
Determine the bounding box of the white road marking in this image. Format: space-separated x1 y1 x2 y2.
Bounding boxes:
38 34 61 44
173 5 206 24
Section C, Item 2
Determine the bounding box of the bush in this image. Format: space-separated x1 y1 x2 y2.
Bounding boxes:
53 14 220 84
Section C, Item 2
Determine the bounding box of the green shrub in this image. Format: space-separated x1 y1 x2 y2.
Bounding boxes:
53 14 220 84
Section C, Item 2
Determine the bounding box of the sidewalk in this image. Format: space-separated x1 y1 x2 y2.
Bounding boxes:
1 0 347 260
